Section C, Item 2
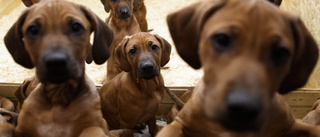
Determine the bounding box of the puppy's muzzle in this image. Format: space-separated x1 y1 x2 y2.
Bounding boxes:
117 6 132 19
220 91 262 131
37 50 82 84
136 59 159 80
43 52 69 83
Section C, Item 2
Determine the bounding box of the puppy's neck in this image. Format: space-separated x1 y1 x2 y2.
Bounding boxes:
40 77 87 106
128 72 163 92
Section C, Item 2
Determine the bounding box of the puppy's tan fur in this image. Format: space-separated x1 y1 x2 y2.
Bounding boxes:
100 0 141 82
1 1 114 137
99 32 171 136
157 0 320 136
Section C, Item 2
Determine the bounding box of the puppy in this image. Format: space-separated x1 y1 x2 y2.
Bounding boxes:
1 0 114 137
157 0 320 136
99 32 171 136
100 0 142 82
165 0 284 127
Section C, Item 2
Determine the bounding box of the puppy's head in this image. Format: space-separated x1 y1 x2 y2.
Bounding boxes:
101 0 141 19
4 0 113 84
167 0 318 132
116 32 171 80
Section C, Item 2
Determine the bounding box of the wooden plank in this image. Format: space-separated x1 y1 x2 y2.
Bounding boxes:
290 106 313 119
0 82 318 119
158 89 320 118
283 91 320 107
161 87 193 104
0 83 20 97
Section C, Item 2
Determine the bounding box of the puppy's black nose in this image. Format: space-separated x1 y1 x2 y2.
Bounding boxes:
120 7 129 15
141 60 154 71
223 91 261 131
43 52 69 84
45 52 67 70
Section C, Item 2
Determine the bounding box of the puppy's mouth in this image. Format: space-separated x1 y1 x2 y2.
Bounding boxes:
218 113 259 132
37 51 83 84
136 59 160 80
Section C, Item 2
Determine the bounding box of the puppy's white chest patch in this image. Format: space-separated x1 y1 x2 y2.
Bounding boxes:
38 123 72 137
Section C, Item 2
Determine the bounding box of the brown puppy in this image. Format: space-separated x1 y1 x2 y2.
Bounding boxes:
99 32 171 136
100 0 141 82
1 0 114 137
165 0 283 127
133 0 148 32
302 99 320 125
157 0 320 136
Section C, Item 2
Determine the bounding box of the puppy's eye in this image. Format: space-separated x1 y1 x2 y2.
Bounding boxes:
26 25 40 37
128 47 137 55
271 46 290 66
211 33 233 53
70 22 84 35
151 44 159 52
111 0 117 2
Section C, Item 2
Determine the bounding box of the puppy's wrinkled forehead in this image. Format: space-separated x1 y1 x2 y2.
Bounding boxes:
203 0 294 49
127 33 160 48
22 1 90 33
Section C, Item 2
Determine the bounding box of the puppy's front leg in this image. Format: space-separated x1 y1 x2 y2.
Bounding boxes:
286 122 320 137
156 121 184 137
79 126 110 137
146 116 158 136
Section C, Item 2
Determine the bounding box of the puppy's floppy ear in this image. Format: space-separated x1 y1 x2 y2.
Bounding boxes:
85 46 93 64
166 0 226 69
80 5 114 65
22 0 33 7
278 15 319 94
267 0 282 6
100 0 111 13
154 34 172 67
133 0 141 10
4 9 34 68
116 37 131 72
22 0 41 7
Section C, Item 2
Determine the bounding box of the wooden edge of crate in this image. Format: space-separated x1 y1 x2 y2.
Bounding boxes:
0 82 319 118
